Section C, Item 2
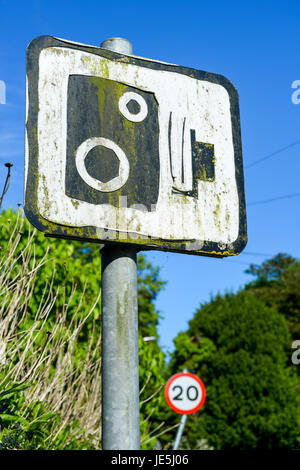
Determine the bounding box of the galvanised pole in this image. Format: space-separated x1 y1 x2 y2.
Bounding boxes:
100 38 140 451
173 414 187 450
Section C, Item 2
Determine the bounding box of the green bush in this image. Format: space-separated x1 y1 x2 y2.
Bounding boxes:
168 292 300 449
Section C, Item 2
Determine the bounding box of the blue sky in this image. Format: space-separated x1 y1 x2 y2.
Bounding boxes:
0 0 299 355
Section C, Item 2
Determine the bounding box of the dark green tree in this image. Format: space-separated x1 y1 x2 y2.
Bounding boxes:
168 291 300 450
245 253 300 340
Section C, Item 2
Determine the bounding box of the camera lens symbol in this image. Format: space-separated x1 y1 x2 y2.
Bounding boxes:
118 91 148 122
75 137 130 192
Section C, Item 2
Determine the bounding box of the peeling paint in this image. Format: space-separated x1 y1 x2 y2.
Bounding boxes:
24 35 247 258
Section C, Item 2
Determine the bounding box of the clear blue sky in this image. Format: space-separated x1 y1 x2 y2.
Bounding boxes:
0 0 299 355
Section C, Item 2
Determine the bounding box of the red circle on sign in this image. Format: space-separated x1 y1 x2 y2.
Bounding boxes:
165 372 206 415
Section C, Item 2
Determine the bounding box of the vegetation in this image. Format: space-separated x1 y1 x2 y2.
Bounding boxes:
166 255 300 450
0 208 168 449
245 253 300 341
1 205 300 450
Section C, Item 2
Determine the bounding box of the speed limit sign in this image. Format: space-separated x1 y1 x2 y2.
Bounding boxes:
165 372 206 415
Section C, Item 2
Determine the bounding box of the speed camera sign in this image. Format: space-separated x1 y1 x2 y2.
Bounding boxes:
165 372 206 415
25 35 247 257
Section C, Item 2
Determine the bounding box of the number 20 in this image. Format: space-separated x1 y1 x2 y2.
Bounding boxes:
172 385 199 401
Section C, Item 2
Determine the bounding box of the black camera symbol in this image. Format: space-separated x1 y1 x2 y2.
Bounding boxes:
168 113 215 197
65 75 160 211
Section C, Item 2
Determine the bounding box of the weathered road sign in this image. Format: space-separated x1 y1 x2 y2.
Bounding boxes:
165 372 206 415
25 35 247 257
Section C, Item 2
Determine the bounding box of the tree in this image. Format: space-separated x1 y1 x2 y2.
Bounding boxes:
168 291 300 450
245 253 297 282
137 254 166 339
245 254 300 340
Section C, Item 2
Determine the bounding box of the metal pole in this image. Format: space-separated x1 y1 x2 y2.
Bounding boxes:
173 414 187 450
100 38 140 451
100 37 133 55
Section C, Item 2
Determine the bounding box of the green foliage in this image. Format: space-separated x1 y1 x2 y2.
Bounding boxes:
245 254 300 341
0 380 56 450
3 208 300 450
245 252 297 282
0 378 94 450
169 291 300 450
137 254 166 339
0 207 168 449
0 207 166 347
139 336 165 449
171 332 216 373
0 208 102 337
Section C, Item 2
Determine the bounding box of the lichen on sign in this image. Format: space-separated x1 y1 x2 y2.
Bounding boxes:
24 35 247 257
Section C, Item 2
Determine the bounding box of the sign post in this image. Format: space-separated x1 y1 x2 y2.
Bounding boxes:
100 38 140 450
101 245 140 450
173 414 188 451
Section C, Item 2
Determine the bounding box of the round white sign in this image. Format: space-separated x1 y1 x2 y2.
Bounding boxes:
165 372 206 415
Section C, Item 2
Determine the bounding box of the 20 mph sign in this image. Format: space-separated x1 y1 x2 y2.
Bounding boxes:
165 372 206 415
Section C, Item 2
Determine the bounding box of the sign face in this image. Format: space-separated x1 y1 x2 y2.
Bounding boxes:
25 35 247 257
165 372 206 415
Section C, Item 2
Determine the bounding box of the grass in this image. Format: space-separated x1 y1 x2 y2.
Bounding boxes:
0 212 102 448
0 211 176 449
